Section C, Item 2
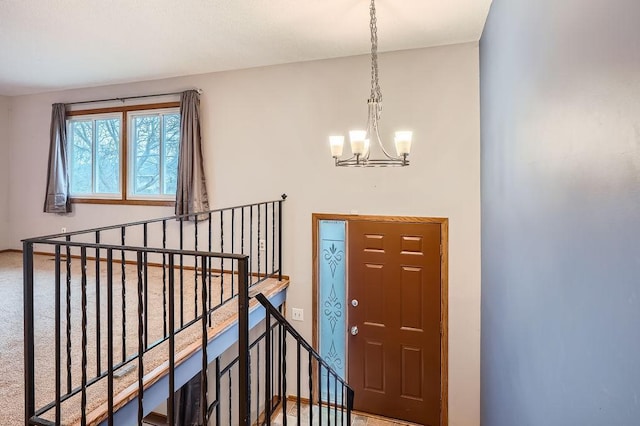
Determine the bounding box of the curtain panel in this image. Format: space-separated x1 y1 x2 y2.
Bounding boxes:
176 90 209 217
43 103 71 213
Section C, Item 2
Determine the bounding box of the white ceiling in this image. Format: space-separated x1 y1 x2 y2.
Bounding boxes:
0 0 492 96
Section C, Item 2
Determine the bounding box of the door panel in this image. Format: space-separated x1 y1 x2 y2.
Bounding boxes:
348 220 441 426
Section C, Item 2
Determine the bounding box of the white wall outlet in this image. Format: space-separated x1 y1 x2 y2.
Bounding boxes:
259 239 266 251
291 308 304 321
61 227 67 233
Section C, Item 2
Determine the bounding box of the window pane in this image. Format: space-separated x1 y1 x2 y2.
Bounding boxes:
69 120 93 194
132 115 160 195
95 118 120 194
163 113 180 195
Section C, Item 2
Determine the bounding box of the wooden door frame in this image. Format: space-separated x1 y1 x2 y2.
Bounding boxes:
312 213 449 426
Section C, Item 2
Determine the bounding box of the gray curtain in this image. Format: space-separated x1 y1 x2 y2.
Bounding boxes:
43 103 71 213
176 90 209 217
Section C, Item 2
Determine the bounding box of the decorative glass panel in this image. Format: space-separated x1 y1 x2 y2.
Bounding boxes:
319 220 346 400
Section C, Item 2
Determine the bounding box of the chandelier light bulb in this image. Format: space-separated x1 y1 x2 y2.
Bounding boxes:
329 136 345 157
349 130 367 155
394 131 413 156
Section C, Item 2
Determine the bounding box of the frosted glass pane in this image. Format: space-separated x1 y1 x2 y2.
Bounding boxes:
319 220 346 400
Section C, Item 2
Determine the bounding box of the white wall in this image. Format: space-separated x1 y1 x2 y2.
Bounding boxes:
8 43 481 425
0 96 9 249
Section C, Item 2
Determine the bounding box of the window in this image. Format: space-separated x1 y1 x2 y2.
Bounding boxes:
66 103 180 205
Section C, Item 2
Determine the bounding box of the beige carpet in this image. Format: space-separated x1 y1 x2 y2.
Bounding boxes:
0 251 287 426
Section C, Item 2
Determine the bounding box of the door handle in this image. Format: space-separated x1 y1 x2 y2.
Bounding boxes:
351 299 359 307
350 326 359 336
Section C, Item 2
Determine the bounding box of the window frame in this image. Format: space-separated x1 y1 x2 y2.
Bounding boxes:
127 107 180 202
67 102 180 206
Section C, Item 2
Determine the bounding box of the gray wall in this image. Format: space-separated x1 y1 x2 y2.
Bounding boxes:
480 0 640 425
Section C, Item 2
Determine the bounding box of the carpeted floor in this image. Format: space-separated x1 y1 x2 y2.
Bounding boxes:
0 251 287 426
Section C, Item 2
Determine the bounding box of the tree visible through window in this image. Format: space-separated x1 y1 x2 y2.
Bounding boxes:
66 104 180 204
130 111 180 197
69 115 121 196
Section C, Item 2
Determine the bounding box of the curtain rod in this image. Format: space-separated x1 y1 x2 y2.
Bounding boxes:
64 88 202 106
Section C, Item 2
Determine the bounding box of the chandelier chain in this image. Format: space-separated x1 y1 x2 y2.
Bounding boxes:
370 0 382 103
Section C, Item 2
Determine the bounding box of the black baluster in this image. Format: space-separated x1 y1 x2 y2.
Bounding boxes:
346 389 354 426
228 369 233 426
81 247 88 426
95 231 101 375
121 227 126 363
341 384 344 425
220 211 224 301
248 344 252 425
241 207 245 255
143 224 148 349
327 367 331 426
257 203 261 284
282 326 287 426
272 202 276 276
250 205 253 285
54 245 61 425
297 341 301 426
167 255 176 426
162 220 167 338
256 341 260 424
334 373 338 425
264 203 268 279
137 251 144 425
201 255 208 425
318 362 322 425
231 209 235 295
308 352 313 426
208 213 213 325
66 235 72 393
265 308 272 425
278 199 283 281
179 218 184 327
23 242 35 426
195 216 199 319
215 357 221 425
107 249 114 426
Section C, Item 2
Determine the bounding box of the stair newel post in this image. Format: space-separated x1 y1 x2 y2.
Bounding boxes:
238 255 251 426
278 194 287 281
23 240 35 426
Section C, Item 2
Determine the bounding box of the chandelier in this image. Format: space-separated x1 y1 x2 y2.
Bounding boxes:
330 0 413 167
